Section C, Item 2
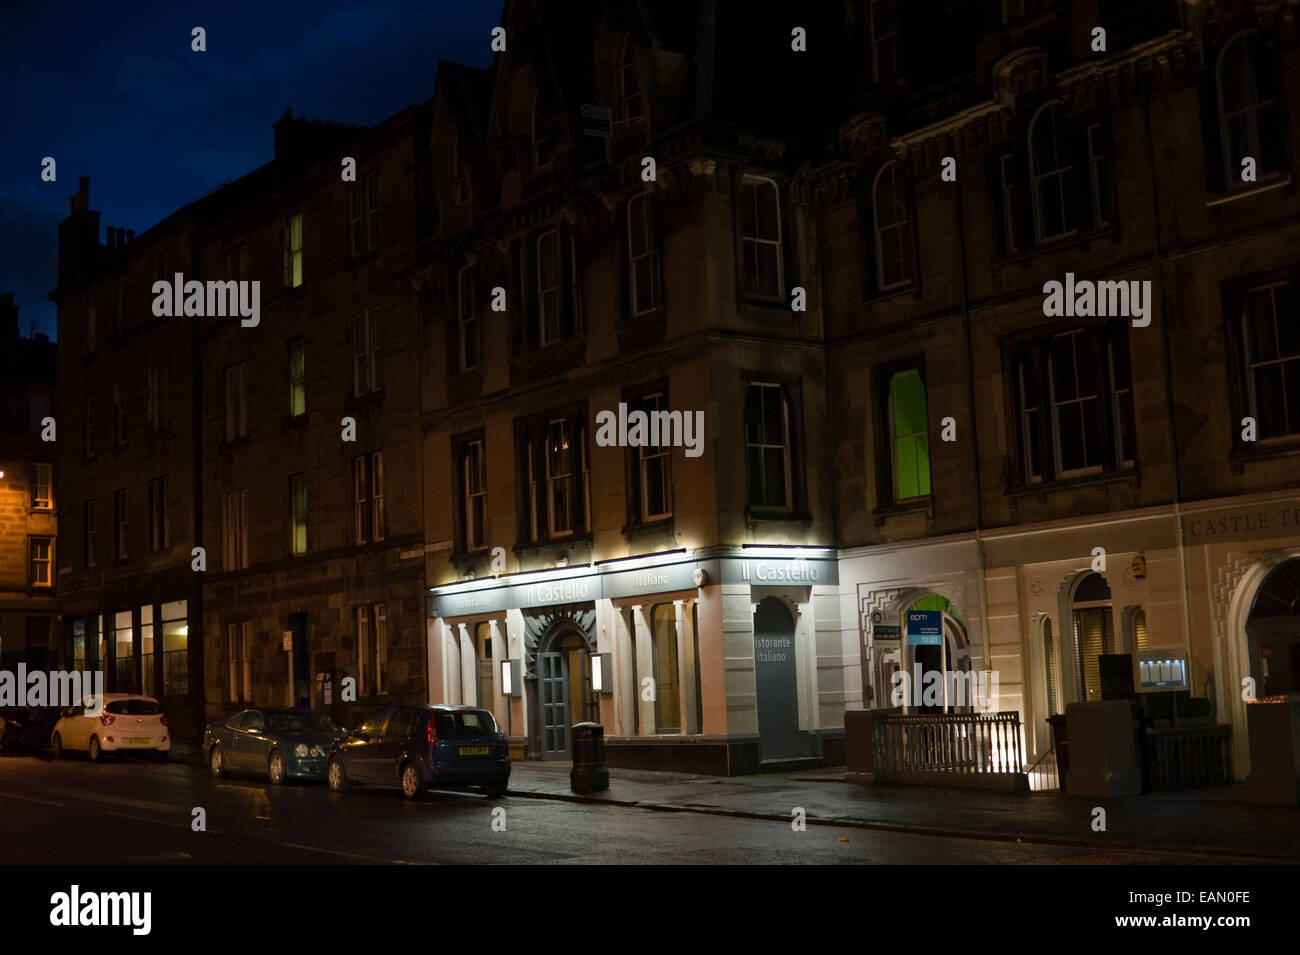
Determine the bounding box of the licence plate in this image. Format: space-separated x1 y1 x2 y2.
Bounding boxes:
126 737 151 744
458 746 489 756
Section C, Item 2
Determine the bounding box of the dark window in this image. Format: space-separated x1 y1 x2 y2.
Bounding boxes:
147 476 170 552
628 193 660 315
625 390 672 523
870 0 901 81
1240 282 1300 441
872 161 913 291
1007 323 1136 485
113 489 128 561
1030 104 1078 242
516 410 590 543
352 452 384 545
350 173 379 255
740 178 783 300
745 382 792 511
82 500 95 569
457 266 480 371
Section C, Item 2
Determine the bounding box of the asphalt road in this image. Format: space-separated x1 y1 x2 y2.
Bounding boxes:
0 752 1244 864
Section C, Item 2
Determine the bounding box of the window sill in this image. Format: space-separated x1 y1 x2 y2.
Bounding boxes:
872 498 934 525
745 509 812 526
1005 468 1138 501
344 248 381 269
1228 439 1300 470
512 534 592 555
861 283 918 307
621 517 674 539
991 224 1117 268
1206 176 1291 209
284 413 308 429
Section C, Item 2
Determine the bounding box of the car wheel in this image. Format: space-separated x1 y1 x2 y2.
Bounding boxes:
268 750 286 785
327 756 350 792
209 744 225 777
400 763 422 799
88 735 102 762
51 733 63 758
483 780 508 798
155 750 168 763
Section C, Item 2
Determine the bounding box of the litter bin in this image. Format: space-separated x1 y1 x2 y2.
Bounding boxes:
1047 714 1069 793
571 722 609 793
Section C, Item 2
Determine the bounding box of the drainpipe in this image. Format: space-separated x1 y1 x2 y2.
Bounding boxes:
1138 67 1195 659
955 160 993 685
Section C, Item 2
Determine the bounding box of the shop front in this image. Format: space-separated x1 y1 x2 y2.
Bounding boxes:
427 547 847 774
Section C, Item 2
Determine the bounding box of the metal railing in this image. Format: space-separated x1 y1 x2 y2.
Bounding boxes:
873 711 1024 778
1147 724 1232 791
1026 747 1060 791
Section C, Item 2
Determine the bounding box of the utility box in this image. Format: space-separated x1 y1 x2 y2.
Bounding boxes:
1065 700 1142 797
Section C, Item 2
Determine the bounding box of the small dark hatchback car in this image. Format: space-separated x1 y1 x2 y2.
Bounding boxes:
327 704 509 799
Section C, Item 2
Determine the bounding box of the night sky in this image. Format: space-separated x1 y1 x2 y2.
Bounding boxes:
0 0 502 340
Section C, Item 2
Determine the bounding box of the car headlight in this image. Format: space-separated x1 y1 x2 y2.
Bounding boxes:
295 743 309 758
310 745 324 758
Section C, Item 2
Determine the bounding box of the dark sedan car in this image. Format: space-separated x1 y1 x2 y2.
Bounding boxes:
204 707 345 784
327 704 509 799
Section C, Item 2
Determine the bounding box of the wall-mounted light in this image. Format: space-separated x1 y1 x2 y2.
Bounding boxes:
0 470 5 479
591 653 610 693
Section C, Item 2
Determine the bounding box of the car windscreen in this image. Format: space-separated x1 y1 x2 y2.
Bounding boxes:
268 712 339 735
105 699 162 716
435 710 498 736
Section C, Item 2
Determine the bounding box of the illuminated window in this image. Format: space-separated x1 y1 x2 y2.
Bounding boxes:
284 213 303 288
290 473 308 555
888 368 930 500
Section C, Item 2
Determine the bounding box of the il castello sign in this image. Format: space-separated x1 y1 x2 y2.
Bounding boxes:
1181 504 1300 542
428 552 838 618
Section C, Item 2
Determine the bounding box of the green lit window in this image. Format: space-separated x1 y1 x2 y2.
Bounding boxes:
284 214 303 288
288 340 306 416
888 369 930 500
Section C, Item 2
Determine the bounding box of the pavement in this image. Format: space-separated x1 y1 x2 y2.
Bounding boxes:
168 741 1300 862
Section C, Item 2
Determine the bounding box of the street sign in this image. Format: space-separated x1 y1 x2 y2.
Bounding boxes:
906 610 942 646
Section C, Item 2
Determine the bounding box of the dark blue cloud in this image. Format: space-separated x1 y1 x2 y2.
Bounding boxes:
0 0 501 339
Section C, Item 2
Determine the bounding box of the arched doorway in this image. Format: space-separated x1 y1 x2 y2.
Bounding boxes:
534 627 597 759
1246 557 1300 699
903 594 972 713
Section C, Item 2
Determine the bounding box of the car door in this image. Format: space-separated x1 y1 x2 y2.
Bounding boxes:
233 710 268 771
347 709 391 783
373 708 415 787
61 706 87 748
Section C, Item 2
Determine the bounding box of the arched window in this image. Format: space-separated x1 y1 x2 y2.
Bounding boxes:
1217 31 1282 186
1029 103 1078 242
621 36 644 122
532 92 553 169
1071 572 1114 702
872 161 913 290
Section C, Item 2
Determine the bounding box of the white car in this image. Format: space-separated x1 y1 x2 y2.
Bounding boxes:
50 694 171 762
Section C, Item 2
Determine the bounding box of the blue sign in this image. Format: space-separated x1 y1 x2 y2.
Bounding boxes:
906 610 942 646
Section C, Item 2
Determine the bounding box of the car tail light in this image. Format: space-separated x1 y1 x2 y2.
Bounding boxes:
100 714 115 726
160 715 168 725
427 712 438 746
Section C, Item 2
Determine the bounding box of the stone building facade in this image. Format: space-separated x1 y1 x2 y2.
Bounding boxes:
0 293 57 674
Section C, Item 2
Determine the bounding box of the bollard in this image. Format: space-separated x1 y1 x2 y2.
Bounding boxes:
570 721 609 793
